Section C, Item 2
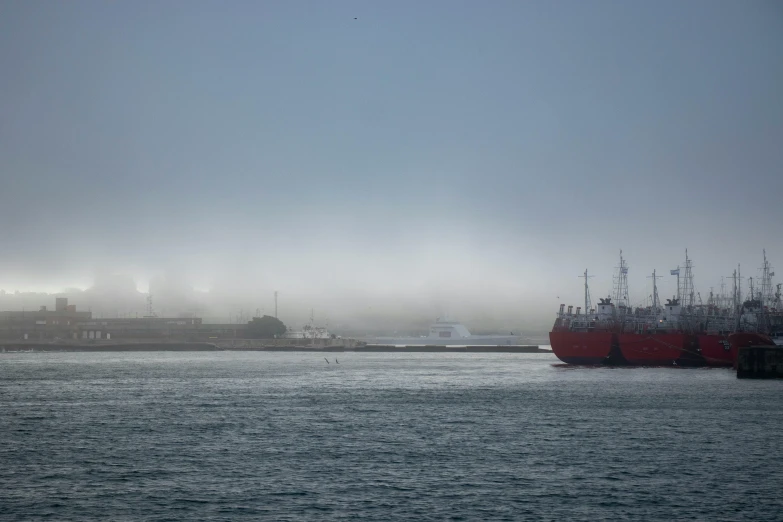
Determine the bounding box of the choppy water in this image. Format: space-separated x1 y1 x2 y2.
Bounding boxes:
1 350 782 521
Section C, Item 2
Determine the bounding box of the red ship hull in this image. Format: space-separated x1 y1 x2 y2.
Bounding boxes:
698 334 735 367
549 331 615 365
618 333 701 366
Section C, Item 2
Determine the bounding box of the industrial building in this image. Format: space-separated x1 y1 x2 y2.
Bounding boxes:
0 298 208 341
0 298 92 340
76 316 203 340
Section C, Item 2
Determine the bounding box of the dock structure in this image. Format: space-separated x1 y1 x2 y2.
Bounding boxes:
736 345 783 379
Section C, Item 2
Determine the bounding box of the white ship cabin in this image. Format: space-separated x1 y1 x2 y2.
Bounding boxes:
660 298 682 328
596 297 615 320
739 299 762 327
428 318 472 339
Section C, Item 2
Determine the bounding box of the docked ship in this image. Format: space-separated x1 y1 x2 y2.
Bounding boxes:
367 316 522 346
616 252 705 366
549 296 621 364
550 250 782 367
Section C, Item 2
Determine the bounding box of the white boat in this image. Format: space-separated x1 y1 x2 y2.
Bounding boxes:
282 310 337 340
366 317 522 346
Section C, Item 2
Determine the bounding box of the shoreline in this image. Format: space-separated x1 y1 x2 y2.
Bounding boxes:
0 341 549 354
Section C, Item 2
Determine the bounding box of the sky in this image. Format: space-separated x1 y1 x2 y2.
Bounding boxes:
0 1 781 331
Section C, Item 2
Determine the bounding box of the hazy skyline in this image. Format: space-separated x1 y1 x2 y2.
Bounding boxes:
1 1 781 330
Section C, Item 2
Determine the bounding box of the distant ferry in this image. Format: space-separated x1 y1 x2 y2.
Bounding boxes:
366 317 522 346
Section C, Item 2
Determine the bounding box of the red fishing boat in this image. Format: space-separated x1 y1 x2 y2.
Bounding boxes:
698 334 735 367
618 332 700 366
550 250 781 368
549 330 616 365
549 259 628 365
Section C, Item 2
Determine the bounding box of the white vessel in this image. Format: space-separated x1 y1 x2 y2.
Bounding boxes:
367 317 522 346
282 310 336 340
282 324 333 340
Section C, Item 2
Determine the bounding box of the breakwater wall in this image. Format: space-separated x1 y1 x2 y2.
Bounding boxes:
356 345 548 353
1 341 546 353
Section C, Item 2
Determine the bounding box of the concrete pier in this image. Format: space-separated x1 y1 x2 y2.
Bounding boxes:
736 345 783 379
355 345 546 353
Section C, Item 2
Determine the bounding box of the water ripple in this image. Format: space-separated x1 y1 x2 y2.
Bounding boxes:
1 352 781 521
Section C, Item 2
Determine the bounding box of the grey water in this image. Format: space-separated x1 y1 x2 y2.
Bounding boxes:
1 351 781 521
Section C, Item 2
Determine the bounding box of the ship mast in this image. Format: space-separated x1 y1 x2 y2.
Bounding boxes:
579 269 593 315
673 265 681 301
680 250 695 308
759 249 774 308
648 270 661 311
731 269 738 314
613 250 629 309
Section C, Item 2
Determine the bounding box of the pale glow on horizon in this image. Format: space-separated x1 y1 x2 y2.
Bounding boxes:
0 2 779 332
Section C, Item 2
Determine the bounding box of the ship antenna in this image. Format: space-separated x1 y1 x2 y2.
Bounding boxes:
579 269 594 314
